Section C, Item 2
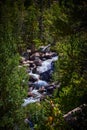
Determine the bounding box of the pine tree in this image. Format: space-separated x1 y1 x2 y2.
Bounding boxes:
0 1 28 129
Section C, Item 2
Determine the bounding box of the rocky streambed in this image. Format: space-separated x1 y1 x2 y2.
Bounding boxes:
20 45 59 106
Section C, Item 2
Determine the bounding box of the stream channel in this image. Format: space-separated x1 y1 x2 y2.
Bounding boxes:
20 44 58 107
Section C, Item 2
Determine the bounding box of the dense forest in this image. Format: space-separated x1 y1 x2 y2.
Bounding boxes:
0 0 87 130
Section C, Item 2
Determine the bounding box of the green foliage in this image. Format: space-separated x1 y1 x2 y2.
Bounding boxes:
24 99 65 130
42 3 69 45
23 4 39 49
43 8 54 44
53 35 87 113
0 1 28 129
33 39 43 49
59 0 87 33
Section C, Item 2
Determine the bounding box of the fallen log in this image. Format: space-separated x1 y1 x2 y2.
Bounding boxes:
63 104 87 129
63 104 87 120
